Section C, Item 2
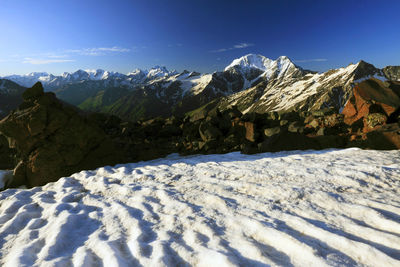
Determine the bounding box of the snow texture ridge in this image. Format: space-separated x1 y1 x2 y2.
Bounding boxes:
0 148 399 266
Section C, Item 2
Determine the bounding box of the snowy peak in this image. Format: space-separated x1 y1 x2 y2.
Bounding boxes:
352 60 384 81
26 72 50 78
225 54 296 72
147 66 174 79
225 54 275 71
224 54 302 80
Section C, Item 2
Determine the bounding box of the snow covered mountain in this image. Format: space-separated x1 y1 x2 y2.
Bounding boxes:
81 55 392 121
2 66 178 90
217 59 387 114
2 55 397 121
225 54 306 81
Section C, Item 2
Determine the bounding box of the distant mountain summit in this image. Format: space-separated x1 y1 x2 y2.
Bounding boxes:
2 66 177 90
225 54 303 80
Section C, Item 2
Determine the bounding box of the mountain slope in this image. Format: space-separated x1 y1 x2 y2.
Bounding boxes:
217 60 387 114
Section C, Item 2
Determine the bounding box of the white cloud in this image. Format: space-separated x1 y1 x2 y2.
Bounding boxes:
233 43 253 49
211 43 254 53
23 58 75 65
294 58 328 63
66 46 131 56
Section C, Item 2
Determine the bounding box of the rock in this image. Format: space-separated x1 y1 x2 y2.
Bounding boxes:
190 108 208 122
259 132 320 152
264 127 281 137
217 115 232 134
199 121 222 142
323 114 344 128
315 135 347 149
241 142 258 154
0 83 125 188
362 123 400 149
223 134 240 149
288 121 304 134
159 124 182 137
349 118 364 133
383 66 400 81
8 161 27 188
308 119 320 129
202 140 219 152
182 121 201 142
280 120 289 126
311 108 335 117
0 134 15 169
22 82 44 100
365 113 387 129
317 128 326 136
387 107 400 123
244 121 257 142
223 106 242 119
342 79 400 128
279 111 301 121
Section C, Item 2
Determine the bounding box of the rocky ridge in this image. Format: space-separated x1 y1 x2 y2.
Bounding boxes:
0 79 399 189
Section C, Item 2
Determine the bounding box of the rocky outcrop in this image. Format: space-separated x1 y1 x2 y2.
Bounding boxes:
0 82 125 188
342 78 400 131
383 66 400 81
2 80 400 189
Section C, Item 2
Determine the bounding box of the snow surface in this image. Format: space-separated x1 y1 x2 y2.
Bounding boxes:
0 148 399 266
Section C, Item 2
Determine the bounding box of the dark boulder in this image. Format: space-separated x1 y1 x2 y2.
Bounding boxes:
288 121 304 134
199 121 222 142
264 127 281 137
0 134 15 169
258 132 320 152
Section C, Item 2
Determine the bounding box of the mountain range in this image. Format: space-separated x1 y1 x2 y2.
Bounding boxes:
1 54 400 121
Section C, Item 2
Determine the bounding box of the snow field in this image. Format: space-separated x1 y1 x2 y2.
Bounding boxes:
0 148 399 266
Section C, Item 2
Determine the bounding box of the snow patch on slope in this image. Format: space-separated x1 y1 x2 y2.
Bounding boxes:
0 148 399 266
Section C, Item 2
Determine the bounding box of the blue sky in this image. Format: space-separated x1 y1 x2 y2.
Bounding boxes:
0 0 399 75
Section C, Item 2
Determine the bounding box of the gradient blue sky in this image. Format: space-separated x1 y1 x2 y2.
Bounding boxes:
0 0 399 75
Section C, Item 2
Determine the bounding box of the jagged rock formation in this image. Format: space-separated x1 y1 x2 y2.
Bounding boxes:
0 83 125 188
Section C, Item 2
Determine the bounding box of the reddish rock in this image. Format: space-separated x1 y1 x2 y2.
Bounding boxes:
342 78 400 130
244 121 256 142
